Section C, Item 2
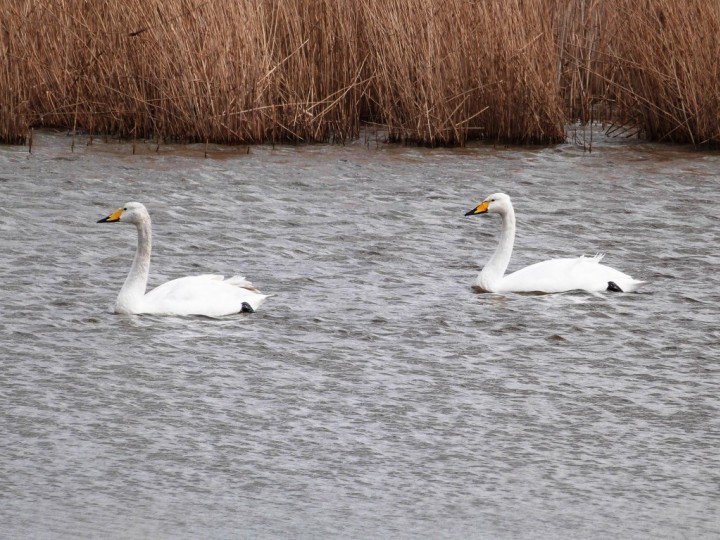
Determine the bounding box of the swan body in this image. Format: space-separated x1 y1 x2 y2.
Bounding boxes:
98 202 267 316
465 193 645 294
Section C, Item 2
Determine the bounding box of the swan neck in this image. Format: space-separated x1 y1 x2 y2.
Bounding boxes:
119 216 152 304
481 208 516 288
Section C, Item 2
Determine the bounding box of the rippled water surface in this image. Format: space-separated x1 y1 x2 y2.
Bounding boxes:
1 131 719 539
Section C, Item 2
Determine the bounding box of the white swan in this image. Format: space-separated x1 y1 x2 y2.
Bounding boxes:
98 202 268 316
464 193 645 293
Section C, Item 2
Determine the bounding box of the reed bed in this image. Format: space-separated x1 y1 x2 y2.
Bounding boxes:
2 0 366 144
359 0 565 144
1 0 719 146
599 0 720 144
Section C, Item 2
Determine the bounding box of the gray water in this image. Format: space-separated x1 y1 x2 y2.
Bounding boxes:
1 130 718 539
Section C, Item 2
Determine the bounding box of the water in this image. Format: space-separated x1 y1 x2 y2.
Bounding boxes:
1 130 718 539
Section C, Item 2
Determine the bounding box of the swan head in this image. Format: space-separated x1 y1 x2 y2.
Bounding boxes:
97 202 150 225
465 193 512 217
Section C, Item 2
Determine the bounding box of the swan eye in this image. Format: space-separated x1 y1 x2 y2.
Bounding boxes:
123 207 127 211
490 199 495 202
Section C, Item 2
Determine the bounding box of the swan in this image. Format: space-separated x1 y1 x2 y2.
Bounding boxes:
98 202 268 316
464 193 645 294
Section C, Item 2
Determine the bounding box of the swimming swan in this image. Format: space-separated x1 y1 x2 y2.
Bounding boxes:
464 193 645 293
98 202 268 316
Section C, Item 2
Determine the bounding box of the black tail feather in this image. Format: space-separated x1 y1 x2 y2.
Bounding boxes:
606 281 623 293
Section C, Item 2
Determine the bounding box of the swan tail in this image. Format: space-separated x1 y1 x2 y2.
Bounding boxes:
225 275 262 293
228 275 269 311
193 274 263 293
618 279 647 293
581 253 604 263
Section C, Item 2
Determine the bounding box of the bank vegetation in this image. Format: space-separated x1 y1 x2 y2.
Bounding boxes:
1 0 719 146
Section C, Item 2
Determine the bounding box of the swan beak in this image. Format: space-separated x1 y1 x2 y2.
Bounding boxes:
97 208 123 223
465 201 490 216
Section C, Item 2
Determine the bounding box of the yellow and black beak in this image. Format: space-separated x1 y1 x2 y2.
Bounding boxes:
97 208 124 223
464 200 490 216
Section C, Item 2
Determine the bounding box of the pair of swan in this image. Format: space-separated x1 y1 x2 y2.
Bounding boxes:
98 194 643 316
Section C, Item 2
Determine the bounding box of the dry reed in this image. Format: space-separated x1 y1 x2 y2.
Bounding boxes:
1 0 365 144
1 0 719 146
600 0 720 144
359 0 565 144
556 0 720 145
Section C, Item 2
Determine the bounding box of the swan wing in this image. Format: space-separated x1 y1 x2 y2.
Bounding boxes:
142 274 268 316
498 256 644 293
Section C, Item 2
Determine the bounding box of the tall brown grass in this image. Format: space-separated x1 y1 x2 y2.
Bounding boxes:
359 0 565 144
1 0 719 146
599 0 720 144
556 0 720 145
1 0 368 145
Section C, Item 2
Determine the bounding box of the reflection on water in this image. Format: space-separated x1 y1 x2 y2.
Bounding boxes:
1 130 718 539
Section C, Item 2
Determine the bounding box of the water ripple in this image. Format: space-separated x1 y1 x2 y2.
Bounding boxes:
0 131 718 539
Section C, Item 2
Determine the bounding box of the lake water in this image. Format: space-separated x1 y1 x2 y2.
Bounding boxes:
1 130 718 539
